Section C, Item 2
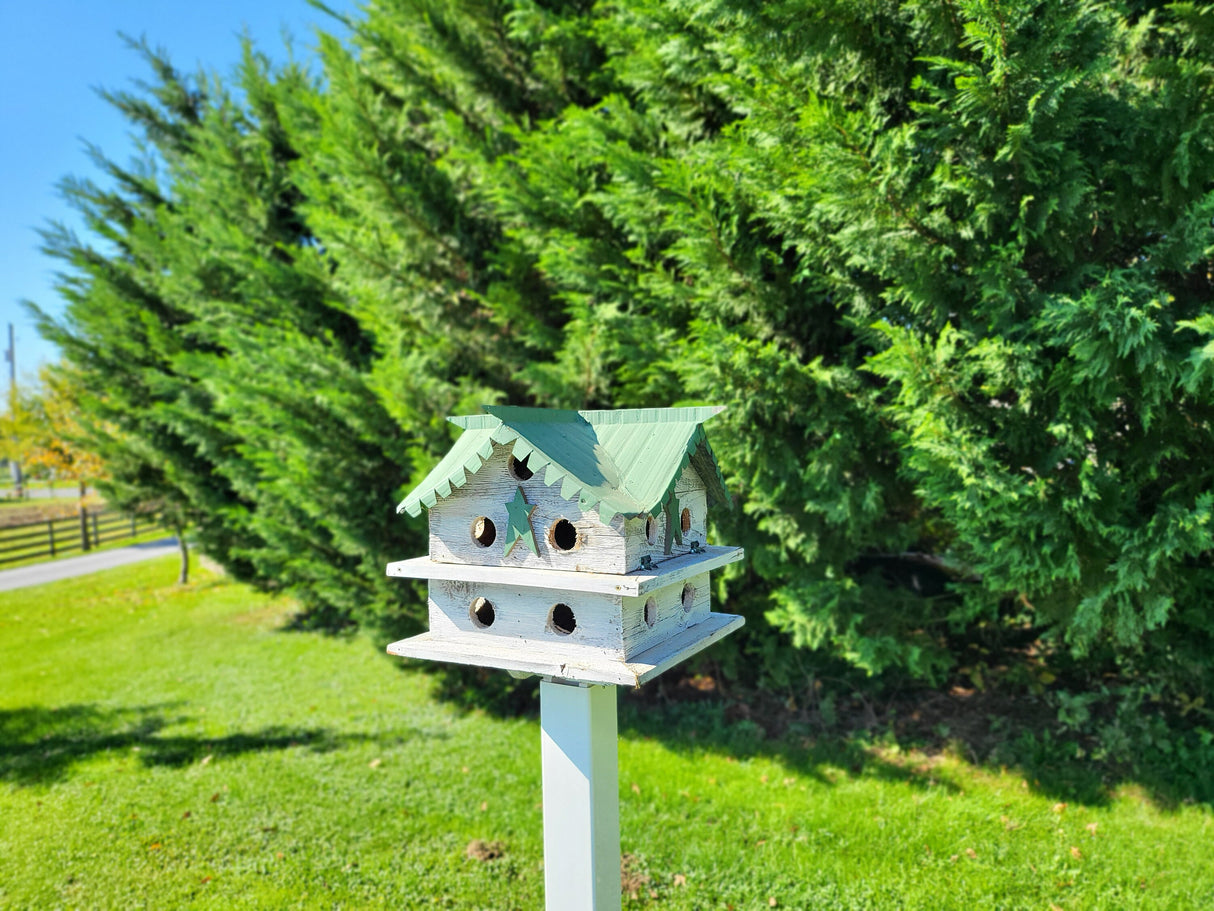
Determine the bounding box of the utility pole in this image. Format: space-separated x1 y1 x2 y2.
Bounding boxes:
4 323 22 498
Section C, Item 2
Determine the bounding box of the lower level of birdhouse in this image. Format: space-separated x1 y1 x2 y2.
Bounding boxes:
385 545 745 686
441 572 717 659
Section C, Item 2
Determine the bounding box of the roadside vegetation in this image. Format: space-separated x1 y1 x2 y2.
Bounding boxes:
2 560 1212 908
1 364 103 505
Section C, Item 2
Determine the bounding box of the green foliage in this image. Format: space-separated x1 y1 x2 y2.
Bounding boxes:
33 38 413 636
34 3 1214 688
33 38 257 572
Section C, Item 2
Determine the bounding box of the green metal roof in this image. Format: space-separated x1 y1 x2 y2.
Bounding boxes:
398 406 730 524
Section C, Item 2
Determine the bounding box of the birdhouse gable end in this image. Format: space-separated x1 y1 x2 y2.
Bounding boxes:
426 443 630 573
398 405 730 526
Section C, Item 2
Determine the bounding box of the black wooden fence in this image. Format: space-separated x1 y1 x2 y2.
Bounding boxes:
0 508 161 566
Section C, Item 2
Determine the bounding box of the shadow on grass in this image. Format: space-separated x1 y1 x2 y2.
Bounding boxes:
427 664 962 797
0 703 356 787
422 661 1214 810
617 694 965 798
877 685 1214 810
613 682 1214 811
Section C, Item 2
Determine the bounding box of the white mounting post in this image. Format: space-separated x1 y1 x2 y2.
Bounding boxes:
540 679 621 911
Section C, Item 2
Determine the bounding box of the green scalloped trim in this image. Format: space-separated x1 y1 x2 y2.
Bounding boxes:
400 407 729 520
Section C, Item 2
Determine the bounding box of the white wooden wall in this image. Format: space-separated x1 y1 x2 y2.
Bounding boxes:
621 473 708 570
619 571 710 659
428 443 711 575
428 577 628 660
426 570 713 664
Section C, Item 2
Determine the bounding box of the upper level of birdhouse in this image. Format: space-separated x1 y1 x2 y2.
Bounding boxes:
397 406 731 576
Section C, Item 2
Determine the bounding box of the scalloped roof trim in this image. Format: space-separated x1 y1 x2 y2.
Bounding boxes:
398 406 728 522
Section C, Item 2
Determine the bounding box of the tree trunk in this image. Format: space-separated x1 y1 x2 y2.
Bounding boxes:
175 524 189 585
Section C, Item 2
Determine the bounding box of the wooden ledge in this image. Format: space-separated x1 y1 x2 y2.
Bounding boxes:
386 611 744 687
385 545 744 597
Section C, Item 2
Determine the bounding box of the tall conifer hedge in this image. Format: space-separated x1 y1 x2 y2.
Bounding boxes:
36 2 1214 689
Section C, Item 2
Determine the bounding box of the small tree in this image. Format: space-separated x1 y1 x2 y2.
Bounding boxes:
0 383 38 498
23 365 106 499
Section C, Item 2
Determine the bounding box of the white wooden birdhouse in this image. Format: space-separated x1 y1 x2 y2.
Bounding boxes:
385 406 744 686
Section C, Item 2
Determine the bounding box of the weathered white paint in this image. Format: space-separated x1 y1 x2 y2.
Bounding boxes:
621 472 708 570
540 681 621 911
387 434 747 686
427 443 713 574
429 445 629 572
388 415 748 910
623 612 744 684
423 570 713 662
385 612 745 687
428 579 627 659
386 545 744 596
627 547 742 595
620 571 710 659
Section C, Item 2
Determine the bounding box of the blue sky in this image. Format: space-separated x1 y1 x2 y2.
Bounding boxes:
1 0 354 401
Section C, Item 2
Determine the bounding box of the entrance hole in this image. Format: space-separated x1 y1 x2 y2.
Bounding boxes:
549 603 577 635
681 582 695 613
472 516 496 547
470 597 496 628
509 453 534 481
550 519 578 552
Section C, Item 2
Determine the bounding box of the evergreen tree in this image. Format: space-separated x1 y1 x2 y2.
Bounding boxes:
37 3 1214 697
504 0 1214 682
32 39 256 583
35 40 414 626
136 44 412 627
322 0 1214 684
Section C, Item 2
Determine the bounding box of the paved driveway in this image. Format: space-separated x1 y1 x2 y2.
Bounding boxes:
0 538 181 592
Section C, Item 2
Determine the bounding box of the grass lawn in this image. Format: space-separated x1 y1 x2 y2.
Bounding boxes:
1 560 1211 909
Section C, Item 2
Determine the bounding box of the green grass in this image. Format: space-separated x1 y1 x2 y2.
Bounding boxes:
2 561 1212 909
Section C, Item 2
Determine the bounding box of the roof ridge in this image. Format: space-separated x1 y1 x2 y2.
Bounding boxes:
447 413 501 430
485 405 587 424
402 405 728 520
579 405 724 425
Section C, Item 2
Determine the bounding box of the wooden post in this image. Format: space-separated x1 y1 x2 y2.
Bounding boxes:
80 507 90 552
540 680 620 911
94 512 100 546
47 520 55 557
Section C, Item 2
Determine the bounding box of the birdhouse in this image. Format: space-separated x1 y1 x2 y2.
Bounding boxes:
385 405 744 686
